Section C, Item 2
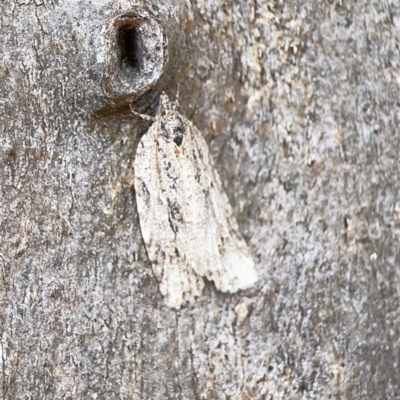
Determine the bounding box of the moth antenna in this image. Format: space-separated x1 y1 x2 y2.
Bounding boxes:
130 104 156 122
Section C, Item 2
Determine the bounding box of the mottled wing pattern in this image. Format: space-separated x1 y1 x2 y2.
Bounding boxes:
134 94 257 308
134 123 204 309
184 120 257 293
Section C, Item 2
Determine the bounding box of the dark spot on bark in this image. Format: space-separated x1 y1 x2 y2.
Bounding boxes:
175 247 180 257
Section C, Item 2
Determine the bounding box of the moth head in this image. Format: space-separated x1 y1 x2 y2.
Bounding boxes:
158 92 186 147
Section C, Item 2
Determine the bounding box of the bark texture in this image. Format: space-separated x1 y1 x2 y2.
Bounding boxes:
1 0 400 399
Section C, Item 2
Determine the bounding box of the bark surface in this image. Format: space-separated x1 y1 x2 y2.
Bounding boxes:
1 0 399 399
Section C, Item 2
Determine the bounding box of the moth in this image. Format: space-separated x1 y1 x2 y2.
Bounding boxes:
133 93 257 309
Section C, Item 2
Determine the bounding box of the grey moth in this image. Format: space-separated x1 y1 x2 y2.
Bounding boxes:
133 93 257 309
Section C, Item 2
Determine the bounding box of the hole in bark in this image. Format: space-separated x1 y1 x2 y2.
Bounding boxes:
114 12 166 81
118 23 141 70
103 11 167 101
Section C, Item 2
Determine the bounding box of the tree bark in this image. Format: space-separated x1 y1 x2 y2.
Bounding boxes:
1 0 400 398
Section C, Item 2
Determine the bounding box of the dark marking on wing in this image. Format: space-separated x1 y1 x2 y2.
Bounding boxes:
168 214 177 233
173 130 183 146
164 160 172 171
140 180 151 206
166 172 179 190
194 167 201 183
218 244 226 256
202 188 210 199
167 199 184 234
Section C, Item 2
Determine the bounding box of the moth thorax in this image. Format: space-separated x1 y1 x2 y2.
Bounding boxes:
161 115 185 146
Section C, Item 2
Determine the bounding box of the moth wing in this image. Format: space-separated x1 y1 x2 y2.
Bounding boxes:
181 120 258 293
134 123 204 309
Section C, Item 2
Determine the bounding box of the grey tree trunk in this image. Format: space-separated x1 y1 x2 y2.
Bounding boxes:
1 1 399 399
